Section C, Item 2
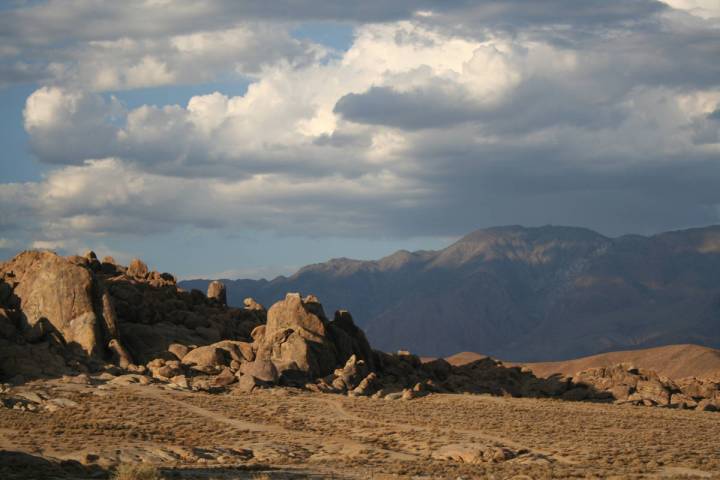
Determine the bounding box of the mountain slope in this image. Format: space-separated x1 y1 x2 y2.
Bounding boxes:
180 225 720 361
520 344 720 380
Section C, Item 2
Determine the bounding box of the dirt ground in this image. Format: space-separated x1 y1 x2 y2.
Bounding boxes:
1 376 719 479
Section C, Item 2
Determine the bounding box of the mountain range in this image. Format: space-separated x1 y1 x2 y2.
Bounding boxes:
180 225 720 361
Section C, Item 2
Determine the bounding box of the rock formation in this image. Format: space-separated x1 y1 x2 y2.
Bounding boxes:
0 251 262 381
3 251 103 357
254 293 338 381
0 249 718 413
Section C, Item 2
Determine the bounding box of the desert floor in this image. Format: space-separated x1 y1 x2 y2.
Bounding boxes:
1 376 719 479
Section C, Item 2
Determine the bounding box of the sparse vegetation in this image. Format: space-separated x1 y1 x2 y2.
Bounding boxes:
112 462 163 480
2 381 719 479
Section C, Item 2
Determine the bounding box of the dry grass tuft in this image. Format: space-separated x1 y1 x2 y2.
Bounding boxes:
112 462 163 480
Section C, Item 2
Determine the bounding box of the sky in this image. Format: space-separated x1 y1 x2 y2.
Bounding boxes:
1 0 719 279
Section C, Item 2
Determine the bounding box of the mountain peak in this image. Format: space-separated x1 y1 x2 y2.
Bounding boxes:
457 225 608 245
432 225 610 268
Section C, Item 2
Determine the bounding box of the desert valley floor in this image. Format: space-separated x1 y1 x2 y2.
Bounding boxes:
1 374 719 480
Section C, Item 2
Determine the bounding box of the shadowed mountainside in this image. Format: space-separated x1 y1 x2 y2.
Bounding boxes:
181 225 720 361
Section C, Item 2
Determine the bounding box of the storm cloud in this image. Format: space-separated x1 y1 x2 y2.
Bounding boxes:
1 0 719 260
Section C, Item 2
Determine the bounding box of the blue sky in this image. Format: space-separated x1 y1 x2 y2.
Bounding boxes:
1 0 719 279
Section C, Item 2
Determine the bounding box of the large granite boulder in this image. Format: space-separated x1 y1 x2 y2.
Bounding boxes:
1 251 102 357
254 293 339 382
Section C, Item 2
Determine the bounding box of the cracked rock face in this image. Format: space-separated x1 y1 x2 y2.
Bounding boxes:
2 251 102 358
256 293 338 381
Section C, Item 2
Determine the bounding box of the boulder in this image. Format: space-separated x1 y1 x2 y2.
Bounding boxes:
696 399 718 412
170 374 189 389
259 293 338 379
636 379 671 406
211 340 254 363
2 251 102 357
678 378 719 399
250 325 266 343
108 339 133 369
213 368 237 387
266 293 327 341
670 393 697 409
244 298 264 311
110 374 150 386
329 355 368 392
352 372 378 396
181 345 229 371
207 281 227 306
149 360 182 380
236 374 260 393
401 388 415 400
126 259 149 279
239 358 278 384
168 343 190 361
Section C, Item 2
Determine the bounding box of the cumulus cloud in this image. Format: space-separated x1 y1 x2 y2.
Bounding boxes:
1 1 720 254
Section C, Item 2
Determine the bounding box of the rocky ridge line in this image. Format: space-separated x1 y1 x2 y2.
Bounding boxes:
0 250 718 413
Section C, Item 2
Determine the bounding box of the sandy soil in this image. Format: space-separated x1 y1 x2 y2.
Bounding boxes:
1 376 719 479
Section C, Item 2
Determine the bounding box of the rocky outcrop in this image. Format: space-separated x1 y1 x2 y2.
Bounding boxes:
570 364 720 409
229 293 378 389
0 250 263 381
253 293 338 382
2 251 102 357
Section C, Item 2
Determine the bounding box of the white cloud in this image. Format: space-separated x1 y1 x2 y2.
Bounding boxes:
2 1 720 254
663 0 720 19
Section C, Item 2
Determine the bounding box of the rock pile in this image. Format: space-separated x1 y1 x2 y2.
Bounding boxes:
569 363 719 411
0 251 262 381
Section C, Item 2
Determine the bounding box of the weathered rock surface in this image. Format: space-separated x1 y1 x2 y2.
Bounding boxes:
2 251 102 357
256 293 339 382
0 250 263 380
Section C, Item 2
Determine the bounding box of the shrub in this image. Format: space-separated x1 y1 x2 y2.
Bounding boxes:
111 463 163 480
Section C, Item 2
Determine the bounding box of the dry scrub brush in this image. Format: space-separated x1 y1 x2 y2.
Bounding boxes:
112 462 163 480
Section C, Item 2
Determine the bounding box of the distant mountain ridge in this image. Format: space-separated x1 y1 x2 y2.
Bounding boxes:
180 225 720 361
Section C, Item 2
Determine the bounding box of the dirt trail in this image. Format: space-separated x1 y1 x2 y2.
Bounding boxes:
126 385 419 462
314 395 578 465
